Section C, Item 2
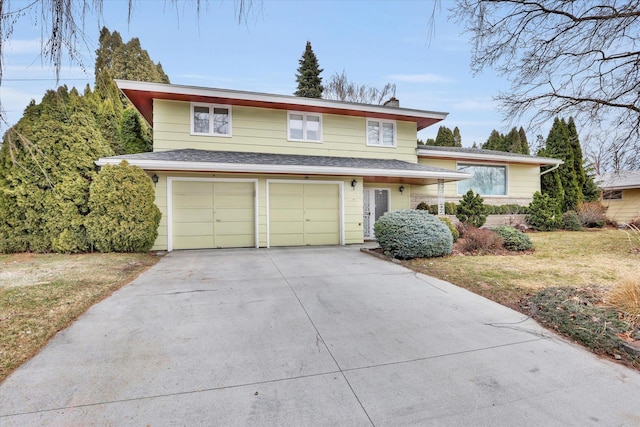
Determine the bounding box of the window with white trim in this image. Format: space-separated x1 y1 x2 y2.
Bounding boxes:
602 190 623 200
457 163 507 196
191 103 231 136
367 119 396 147
288 112 322 142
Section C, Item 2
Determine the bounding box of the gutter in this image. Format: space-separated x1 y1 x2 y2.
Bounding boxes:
540 162 562 176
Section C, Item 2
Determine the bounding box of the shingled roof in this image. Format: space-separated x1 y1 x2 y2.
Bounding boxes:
598 170 640 190
417 145 562 166
96 149 471 185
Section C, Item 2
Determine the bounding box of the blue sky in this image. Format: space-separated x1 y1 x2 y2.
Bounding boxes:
1 0 531 146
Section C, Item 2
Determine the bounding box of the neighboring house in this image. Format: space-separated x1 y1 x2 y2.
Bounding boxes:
598 171 640 225
97 81 559 251
414 146 562 208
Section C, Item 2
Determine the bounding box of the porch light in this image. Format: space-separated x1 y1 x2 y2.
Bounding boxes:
151 174 159 187
399 185 405 194
351 179 357 189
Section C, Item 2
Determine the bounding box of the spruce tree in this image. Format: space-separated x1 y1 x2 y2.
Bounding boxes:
434 126 455 147
567 117 586 206
295 41 324 98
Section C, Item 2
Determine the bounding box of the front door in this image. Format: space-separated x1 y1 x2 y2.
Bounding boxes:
363 188 390 239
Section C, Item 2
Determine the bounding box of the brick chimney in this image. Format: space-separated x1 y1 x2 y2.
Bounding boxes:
383 97 399 107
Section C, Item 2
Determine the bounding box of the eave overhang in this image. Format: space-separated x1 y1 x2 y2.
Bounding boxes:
417 148 563 166
115 80 448 131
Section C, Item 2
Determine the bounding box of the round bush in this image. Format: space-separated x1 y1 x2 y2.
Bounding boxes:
492 226 533 251
374 209 453 260
562 211 582 231
86 161 161 252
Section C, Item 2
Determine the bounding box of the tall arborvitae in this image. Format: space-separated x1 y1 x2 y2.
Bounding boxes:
295 41 324 98
453 126 462 147
518 126 530 155
0 87 113 253
92 27 169 154
541 118 582 212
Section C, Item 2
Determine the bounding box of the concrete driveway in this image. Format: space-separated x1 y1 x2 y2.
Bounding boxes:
2 247 640 426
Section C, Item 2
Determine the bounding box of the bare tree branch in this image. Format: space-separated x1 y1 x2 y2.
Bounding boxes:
323 70 397 105
454 0 640 171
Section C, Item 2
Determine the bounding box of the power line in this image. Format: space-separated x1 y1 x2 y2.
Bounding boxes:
3 78 92 81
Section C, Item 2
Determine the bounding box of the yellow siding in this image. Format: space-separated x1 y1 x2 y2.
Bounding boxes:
412 158 541 205
602 189 640 224
152 100 417 162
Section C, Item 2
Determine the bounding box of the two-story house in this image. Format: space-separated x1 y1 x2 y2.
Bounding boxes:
97 80 560 251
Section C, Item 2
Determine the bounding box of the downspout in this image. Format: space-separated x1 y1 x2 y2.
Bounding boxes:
540 163 562 176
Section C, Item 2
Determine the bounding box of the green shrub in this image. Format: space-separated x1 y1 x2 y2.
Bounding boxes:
577 202 606 228
416 202 430 211
86 161 161 252
562 211 582 231
457 226 503 254
492 226 533 251
526 192 562 231
438 216 459 242
456 190 487 228
444 202 457 215
374 209 453 260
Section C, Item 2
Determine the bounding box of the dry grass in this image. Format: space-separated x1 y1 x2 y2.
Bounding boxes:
403 229 639 309
0 252 161 383
606 275 640 328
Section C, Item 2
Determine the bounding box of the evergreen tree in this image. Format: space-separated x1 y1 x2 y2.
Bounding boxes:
294 41 324 98
0 87 113 253
567 117 586 206
453 126 462 147
504 127 522 153
482 129 505 151
425 138 436 145
119 109 152 154
433 126 456 147
541 118 582 212
518 126 530 155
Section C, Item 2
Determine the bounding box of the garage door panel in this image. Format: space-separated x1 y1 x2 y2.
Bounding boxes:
270 221 304 234
173 194 214 208
215 234 254 248
307 220 340 233
214 220 255 235
270 207 304 222
173 181 214 193
215 208 254 222
305 209 339 221
173 222 214 236
270 234 305 247
174 208 214 223
174 235 214 250
304 197 339 209
304 233 340 246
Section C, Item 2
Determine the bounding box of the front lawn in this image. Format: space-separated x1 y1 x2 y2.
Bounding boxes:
0 253 161 383
403 229 640 368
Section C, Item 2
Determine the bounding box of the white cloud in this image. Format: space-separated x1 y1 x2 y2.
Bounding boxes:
4 39 42 54
388 73 453 84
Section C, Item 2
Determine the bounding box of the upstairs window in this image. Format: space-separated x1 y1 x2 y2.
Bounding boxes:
288 112 322 142
367 119 396 147
191 103 231 136
457 163 507 196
